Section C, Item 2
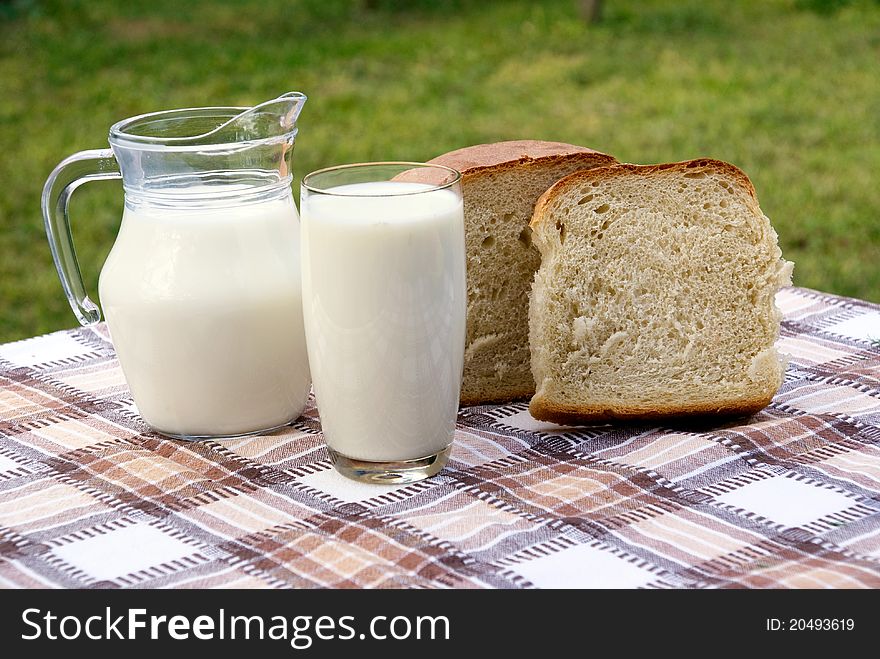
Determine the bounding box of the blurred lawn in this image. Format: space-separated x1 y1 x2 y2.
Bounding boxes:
1 0 878 343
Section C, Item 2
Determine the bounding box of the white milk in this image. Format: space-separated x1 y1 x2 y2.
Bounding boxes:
99 189 311 438
301 181 466 462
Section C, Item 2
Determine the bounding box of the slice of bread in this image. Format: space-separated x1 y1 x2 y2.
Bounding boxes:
428 141 618 405
528 159 793 423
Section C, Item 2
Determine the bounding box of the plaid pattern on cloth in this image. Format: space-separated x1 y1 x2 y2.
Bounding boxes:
1 286 879 589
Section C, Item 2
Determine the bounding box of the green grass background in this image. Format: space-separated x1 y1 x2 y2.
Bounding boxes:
1 0 878 343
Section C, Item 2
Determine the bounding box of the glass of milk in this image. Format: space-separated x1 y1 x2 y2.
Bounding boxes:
301 163 466 484
41 92 312 440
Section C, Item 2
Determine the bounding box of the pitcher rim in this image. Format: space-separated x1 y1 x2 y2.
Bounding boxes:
108 92 306 151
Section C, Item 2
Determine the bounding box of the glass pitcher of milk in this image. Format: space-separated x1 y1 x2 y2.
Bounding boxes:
42 92 311 440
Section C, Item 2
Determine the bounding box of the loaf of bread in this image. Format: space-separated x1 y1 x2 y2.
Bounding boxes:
528 159 793 423
428 141 618 405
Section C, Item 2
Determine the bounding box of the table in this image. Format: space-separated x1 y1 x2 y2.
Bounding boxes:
1 286 878 589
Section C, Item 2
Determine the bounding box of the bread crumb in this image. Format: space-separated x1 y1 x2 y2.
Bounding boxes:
599 331 629 357
464 333 501 362
572 316 596 344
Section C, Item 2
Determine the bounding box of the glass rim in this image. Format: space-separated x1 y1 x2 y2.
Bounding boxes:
301 162 462 197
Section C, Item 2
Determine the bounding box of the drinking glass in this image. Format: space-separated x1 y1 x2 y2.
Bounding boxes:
300 162 465 483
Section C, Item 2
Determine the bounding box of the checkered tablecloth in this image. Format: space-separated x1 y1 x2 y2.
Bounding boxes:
1 286 879 589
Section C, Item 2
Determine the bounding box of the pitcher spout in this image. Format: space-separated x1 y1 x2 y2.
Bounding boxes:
274 91 308 131
219 91 307 142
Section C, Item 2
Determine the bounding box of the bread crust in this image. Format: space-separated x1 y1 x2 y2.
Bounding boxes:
429 140 617 180
528 393 775 424
531 158 760 231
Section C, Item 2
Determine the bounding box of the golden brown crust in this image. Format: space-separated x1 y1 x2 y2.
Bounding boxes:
528 393 774 425
429 140 617 179
531 158 759 231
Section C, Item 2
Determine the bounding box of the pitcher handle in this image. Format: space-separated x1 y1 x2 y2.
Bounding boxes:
41 149 121 326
